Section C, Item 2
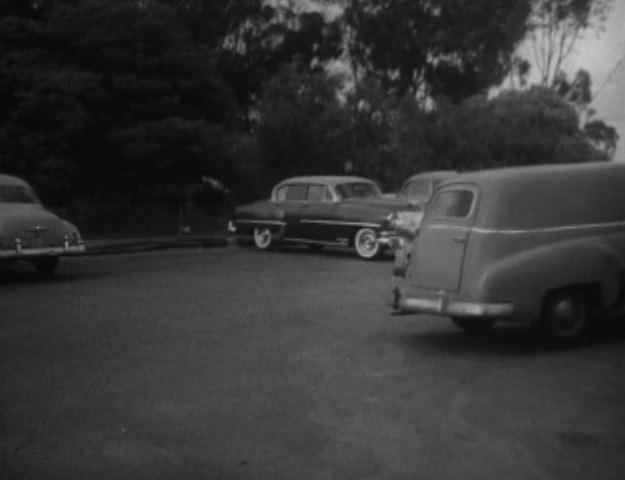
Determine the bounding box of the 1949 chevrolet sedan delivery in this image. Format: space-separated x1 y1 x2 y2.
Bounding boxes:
229 175 416 259
1 173 85 275
389 161 625 345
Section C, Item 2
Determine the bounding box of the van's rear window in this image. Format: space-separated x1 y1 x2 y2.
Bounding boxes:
0 185 39 204
429 190 473 218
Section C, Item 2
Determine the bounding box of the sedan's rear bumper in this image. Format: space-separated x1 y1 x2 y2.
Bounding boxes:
0 241 86 259
389 288 514 318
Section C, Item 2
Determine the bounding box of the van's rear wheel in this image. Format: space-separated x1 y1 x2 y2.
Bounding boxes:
354 228 381 260
540 289 589 346
451 317 495 333
253 227 273 250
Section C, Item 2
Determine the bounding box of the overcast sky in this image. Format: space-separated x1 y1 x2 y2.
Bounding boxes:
577 0 625 159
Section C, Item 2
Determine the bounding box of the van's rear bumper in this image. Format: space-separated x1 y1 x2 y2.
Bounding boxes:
389 288 514 318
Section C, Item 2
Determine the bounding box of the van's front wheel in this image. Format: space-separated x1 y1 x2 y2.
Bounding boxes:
539 289 590 346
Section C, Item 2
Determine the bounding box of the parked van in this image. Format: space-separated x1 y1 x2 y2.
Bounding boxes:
389 161 625 345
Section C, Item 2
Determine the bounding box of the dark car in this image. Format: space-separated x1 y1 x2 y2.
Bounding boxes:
397 170 457 207
392 170 458 273
228 175 416 259
0 173 85 275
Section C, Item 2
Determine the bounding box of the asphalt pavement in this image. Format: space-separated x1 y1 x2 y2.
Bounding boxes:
4 249 625 480
84 233 229 255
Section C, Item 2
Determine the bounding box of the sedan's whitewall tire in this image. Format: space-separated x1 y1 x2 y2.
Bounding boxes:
253 227 273 250
354 228 382 260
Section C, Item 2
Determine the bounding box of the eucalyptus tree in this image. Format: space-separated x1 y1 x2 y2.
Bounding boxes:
527 0 613 88
343 0 532 102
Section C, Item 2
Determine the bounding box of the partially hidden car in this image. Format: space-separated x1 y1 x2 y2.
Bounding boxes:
229 175 417 259
0 173 86 275
392 170 457 271
397 170 458 208
389 161 625 346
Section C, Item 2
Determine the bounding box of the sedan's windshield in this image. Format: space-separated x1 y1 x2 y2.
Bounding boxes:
0 185 40 204
401 179 429 196
335 182 380 199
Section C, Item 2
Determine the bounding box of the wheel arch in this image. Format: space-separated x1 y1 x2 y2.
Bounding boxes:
477 239 624 321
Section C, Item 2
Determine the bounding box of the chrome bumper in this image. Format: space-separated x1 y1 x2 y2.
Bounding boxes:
390 288 514 318
377 230 399 247
0 240 86 259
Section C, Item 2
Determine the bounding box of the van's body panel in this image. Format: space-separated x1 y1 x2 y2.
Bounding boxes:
392 161 625 327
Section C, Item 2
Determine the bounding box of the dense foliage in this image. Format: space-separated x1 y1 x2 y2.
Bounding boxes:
0 0 618 230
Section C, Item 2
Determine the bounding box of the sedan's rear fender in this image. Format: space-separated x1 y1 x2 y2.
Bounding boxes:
477 238 625 321
234 201 285 236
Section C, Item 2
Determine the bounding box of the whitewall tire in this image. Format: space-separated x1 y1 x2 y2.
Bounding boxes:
253 227 273 250
354 228 382 260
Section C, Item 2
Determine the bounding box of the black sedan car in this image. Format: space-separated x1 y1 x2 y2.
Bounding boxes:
229 175 416 259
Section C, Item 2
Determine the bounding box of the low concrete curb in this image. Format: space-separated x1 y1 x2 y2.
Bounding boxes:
83 235 228 255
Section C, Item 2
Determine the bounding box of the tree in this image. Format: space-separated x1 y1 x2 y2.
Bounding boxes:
583 118 619 159
217 4 344 130
0 0 238 204
256 64 349 185
551 69 620 158
527 0 612 87
344 79 437 189
344 0 532 102
429 86 604 171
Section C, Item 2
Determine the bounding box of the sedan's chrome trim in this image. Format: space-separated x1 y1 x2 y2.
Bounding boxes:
0 243 86 259
27 225 48 235
235 219 286 226
300 219 382 228
282 237 350 246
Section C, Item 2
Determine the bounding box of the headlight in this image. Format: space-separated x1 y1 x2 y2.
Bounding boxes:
387 212 399 228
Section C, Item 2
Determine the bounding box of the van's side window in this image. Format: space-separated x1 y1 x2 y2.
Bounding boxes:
430 190 474 219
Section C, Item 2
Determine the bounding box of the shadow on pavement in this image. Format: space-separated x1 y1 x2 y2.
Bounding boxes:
392 324 546 356
388 317 625 356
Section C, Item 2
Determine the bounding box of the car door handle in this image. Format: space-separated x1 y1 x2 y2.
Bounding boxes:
452 236 467 243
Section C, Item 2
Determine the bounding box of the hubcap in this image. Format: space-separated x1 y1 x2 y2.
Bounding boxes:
356 229 379 258
360 234 375 252
254 228 271 248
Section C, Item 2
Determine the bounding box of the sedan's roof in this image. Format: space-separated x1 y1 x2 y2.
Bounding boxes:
276 175 378 186
404 170 457 183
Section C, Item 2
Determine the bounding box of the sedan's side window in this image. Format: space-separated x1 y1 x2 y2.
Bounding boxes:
401 179 428 196
278 184 307 202
276 186 288 202
324 187 334 202
308 184 332 202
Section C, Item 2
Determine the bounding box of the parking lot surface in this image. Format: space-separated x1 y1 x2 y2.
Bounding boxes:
2 247 625 479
